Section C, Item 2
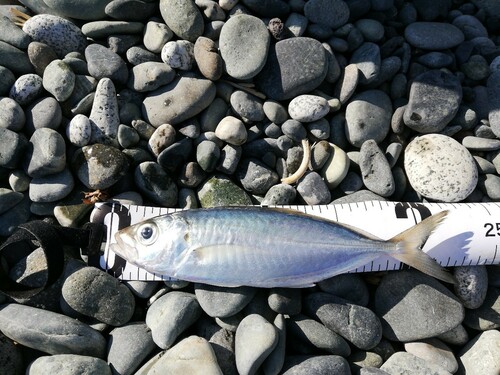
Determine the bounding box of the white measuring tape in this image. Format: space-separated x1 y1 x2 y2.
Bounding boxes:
90 201 500 281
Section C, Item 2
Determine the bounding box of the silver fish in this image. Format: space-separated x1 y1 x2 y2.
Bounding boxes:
110 207 455 287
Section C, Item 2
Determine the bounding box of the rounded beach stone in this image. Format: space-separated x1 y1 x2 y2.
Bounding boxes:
27 354 111 374
345 90 392 147
462 286 500 331
159 0 204 42
288 95 329 123
89 78 120 144
161 40 195 70
0 66 16 96
381 352 453 375
194 284 256 317
320 143 349 189
268 288 301 315
0 188 24 215
85 43 128 84
297 171 331 205
134 161 178 206
148 123 176 157
0 41 33 75
25 97 62 134
142 75 216 127
257 37 327 100
281 355 350 375
25 128 66 178
335 64 359 104
404 338 458 374
0 129 27 169
350 42 381 85
304 292 382 350
235 314 278 375
196 140 220 172
404 22 465 50
230 90 265 122
72 143 128 190
263 100 288 124
219 14 270 80
404 134 478 202
194 36 223 81
0 97 25 131
29 168 74 203
404 70 462 133
318 274 369 307
261 183 297 205
236 158 279 195
458 330 500 375
128 62 175 92
453 266 488 309
9 74 43 106
374 270 464 342
303 0 349 29
359 140 395 197
215 116 248 146
0 303 106 357
42 59 75 102
146 291 203 349
66 114 91 147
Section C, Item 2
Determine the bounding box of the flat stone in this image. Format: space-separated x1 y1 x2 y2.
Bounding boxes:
404 338 458 374
85 44 128 84
320 143 349 189
350 42 381 84
159 0 204 42
288 95 329 123
0 97 25 131
236 158 279 195
458 330 500 375
24 128 66 178
29 168 74 203
25 97 62 134
127 62 175 92
27 354 111 374
404 70 462 133
42 59 75 102
281 355 351 375
230 90 265 122
304 292 382 350
318 273 369 307
257 37 327 100
359 140 395 197
134 161 178 206
40 0 114 20
81 20 144 38
381 352 452 375
219 14 270 80
0 303 106 357
404 134 478 202
405 22 465 50
142 75 216 127
146 291 203 349
235 314 278 375
105 0 157 21
9 73 43 106
345 90 392 147
296 171 331 205
374 270 464 342
195 284 256 317
303 0 350 29
0 41 33 74
72 143 129 190
89 78 120 144
198 175 252 207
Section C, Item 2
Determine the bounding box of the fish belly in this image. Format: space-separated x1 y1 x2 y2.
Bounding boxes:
171 208 392 287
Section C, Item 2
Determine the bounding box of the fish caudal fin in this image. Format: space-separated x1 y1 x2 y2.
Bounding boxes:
389 211 456 284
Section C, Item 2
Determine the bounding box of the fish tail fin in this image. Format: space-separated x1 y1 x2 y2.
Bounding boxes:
389 211 456 284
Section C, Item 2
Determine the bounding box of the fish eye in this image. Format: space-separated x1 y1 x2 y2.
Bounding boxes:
137 223 158 245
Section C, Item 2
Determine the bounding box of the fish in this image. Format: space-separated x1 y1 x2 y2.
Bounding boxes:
110 206 456 287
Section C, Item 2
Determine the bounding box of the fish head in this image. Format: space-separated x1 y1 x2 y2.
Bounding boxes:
111 215 186 273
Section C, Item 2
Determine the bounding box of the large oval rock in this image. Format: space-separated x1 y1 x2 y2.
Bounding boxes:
405 134 478 202
142 75 216 127
0 304 106 357
374 270 464 342
72 143 129 190
219 14 270 80
405 22 464 50
303 0 350 29
42 0 114 20
257 37 327 100
404 70 462 133
61 267 135 326
26 354 111 374
159 0 204 42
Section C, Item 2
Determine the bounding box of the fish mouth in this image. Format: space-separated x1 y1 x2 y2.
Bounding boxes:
110 232 138 262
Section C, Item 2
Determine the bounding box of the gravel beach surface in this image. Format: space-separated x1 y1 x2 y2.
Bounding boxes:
0 0 500 374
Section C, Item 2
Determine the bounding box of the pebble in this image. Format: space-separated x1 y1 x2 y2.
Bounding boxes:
85 43 128 85
61 266 135 326
463 286 500 331
105 0 157 21
359 140 395 197
127 62 175 92
404 338 458 374
216 144 242 175
304 292 382 350
72 143 129 190
0 66 16 96
458 330 500 375
404 22 465 50
143 20 173 53
380 352 452 375
24 128 66 178
235 314 278 375
194 36 223 81
195 284 256 318
453 266 489 309
345 90 392 147
437 324 469 347
281 355 350 375
257 37 327 100
42 59 75 102
0 188 24 215
89 78 120 144
404 134 478 202
321 143 350 189
404 70 462 133
161 40 195 70
288 95 329 123
296 171 331 205
261 183 297 205
0 304 106 357
230 90 265 122
25 97 62 134
303 0 349 29
9 74 44 106
148 123 176 157
135 161 178 206
268 288 301 315
236 158 279 195
318 274 369 307
197 175 252 207
374 270 464 342
29 168 74 203
219 14 270 80
66 114 92 147
0 97 25 131
0 193 31 236
142 75 216 126
0 41 33 75
107 322 157 375
197 140 221 172
282 120 307 142
350 42 381 85
27 354 111 374
479 173 500 200
0 129 26 169
81 20 144 39
159 0 204 42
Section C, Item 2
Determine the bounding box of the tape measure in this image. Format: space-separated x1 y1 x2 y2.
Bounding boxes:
90 201 500 281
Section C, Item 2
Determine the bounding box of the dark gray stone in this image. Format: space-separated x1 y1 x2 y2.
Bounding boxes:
127 61 175 92
159 0 204 42
303 0 349 29
0 41 33 74
282 355 350 375
157 138 194 172
105 0 157 21
24 128 66 178
25 97 62 134
195 284 256 318
452 14 488 40
350 42 381 84
359 140 395 197
216 144 242 175
27 354 111 374
0 15 31 49
318 273 369 307
463 286 500 330
404 22 464 50
230 90 265 122
85 43 129 84
236 158 279 195
261 183 297 205
296 171 331 205
0 193 30 236
134 161 178 206
240 0 290 17
0 97 25 132
0 66 15 96
268 288 301 315
81 20 144 39
29 168 74 203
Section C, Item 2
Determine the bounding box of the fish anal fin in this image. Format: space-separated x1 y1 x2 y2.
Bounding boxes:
389 211 456 284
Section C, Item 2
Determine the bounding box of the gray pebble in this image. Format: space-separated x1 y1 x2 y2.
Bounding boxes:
0 97 25 131
310 141 331 170
24 128 66 178
0 41 34 74
67 114 92 147
200 98 229 132
25 97 62 134
178 187 198 209
261 183 297 205
288 95 329 123
437 324 469 346
350 42 381 84
473 156 496 174
215 116 248 146
381 352 452 375
194 284 256 317
404 22 464 50
339 171 363 194
374 270 464 342
81 20 144 39
143 20 173 53
453 266 489 309
479 173 500 200
158 138 194 172
72 143 129 190
9 73 43 106
0 193 30 236
85 44 128 85
179 161 206 188
148 123 176 157
281 355 350 375
193 37 222 79
230 90 265 122
126 45 162 65
159 0 204 42
0 303 106 357
42 59 75 102
404 338 458 374
335 64 359 104
27 354 111 375
117 124 140 149
268 288 301 315
29 168 74 203
135 161 178 206
89 78 120 144
463 286 500 331
385 142 402 168
458 330 500 375
236 158 279 195
127 62 175 92
0 66 15 96
462 136 500 151
282 120 307 142
296 171 331 205
355 19 385 42
263 100 288 124
105 0 157 21
197 140 221 172
304 292 382 350
0 15 31 49
345 90 392 147
318 273 369 306
359 140 395 197
0 188 24 215
287 314 351 356
303 0 349 29
307 118 330 140
107 322 157 375
146 291 203 349
217 144 242 175
161 40 195 70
